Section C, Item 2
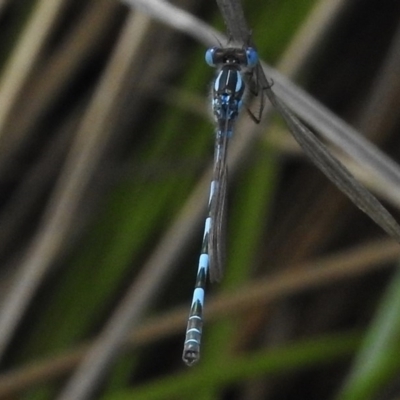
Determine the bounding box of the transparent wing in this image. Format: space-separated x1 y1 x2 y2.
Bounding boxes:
208 123 229 283
216 0 400 242
266 88 400 242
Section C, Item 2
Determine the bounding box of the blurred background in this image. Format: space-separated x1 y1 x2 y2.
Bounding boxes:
0 0 400 399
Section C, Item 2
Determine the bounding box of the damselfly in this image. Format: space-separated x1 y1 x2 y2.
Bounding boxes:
182 46 259 366
183 19 400 366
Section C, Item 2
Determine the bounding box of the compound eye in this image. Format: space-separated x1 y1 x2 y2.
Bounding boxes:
246 47 258 68
205 47 217 67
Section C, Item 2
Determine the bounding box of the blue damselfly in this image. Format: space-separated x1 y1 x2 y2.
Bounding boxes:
182 46 259 366
183 2 400 364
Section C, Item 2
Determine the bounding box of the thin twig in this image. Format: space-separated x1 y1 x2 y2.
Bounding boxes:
0 0 67 145
55 10 156 400
0 0 137 367
0 0 119 175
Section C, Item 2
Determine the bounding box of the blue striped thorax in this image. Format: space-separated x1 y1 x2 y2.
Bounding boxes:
205 47 258 129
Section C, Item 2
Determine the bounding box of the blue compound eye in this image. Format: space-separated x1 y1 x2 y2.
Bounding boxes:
205 48 216 67
246 47 258 67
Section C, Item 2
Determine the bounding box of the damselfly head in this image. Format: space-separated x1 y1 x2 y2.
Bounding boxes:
205 47 258 68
